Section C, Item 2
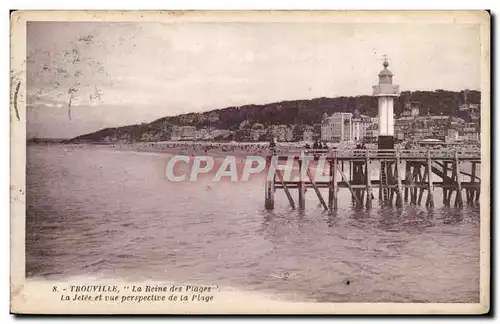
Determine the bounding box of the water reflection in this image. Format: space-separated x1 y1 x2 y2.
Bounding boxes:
442 207 465 225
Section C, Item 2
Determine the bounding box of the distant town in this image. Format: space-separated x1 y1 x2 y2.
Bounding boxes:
50 89 481 147
167 99 479 144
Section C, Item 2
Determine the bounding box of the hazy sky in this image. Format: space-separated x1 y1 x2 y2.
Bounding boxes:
26 21 481 138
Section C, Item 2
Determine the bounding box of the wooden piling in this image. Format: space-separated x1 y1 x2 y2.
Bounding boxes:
333 157 339 210
298 157 306 209
412 165 420 205
365 150 373 209
473 162 480 203
417 167 427 206
426 149 435 208
447 161 456 206
404 161 410 203
347 161 357 204
380 160 389 204
386 162 392 204
328 161 334 210
408 163 416 204
388 162 395 205
469 162 476 205
442 162 448 205
378 166 383 201
454 150 463 208
264 157 275 209
395 149 403 207
362 162 366 203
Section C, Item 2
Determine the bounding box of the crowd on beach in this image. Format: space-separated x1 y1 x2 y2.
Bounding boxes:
70 139 479 156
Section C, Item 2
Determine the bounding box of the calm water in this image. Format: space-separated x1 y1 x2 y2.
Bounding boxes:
26 145 480 303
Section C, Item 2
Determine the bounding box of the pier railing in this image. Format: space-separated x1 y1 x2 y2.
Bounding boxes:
272 148 481 160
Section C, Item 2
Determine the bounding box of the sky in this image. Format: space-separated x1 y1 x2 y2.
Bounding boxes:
26 21 482 138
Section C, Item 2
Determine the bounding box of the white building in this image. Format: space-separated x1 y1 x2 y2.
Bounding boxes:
321 112 352 143
321 111 373 143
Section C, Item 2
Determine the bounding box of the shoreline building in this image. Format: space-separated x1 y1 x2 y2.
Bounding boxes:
170 125 196 141
320 110 374 144
321 112 353 143
351 110 373 142
372 59 400 149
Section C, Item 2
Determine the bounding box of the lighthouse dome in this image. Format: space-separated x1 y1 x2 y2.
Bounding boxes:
378 59 393 84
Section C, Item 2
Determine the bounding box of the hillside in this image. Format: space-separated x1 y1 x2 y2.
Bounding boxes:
67 89 481 143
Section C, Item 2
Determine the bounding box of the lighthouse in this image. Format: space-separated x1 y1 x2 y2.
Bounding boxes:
373 58 399 149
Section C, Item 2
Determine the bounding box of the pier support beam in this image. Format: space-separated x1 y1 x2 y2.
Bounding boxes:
411 164 420 205
395 150 403 207
306 167 328 211
333 157 339 210
329 155 338 210
337 164 361 207
468 162 476 205
276 169 295 209
264 156 275 210
426 150 435 208
442 162 448 205
454 150 463 208
298 156 306 210
404 162 410 203
473 162 480 203
365 150 373 209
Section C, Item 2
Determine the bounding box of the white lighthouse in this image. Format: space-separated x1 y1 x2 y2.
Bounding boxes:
372 58 399 149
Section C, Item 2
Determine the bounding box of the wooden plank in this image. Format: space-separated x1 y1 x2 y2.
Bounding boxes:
426 150 435 208
306 167 328 211
276 169 295 209
336 164 361 207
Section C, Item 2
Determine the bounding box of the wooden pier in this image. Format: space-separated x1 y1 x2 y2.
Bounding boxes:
264 148 481 210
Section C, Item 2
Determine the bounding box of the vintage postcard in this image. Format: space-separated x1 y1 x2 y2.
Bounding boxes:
10 10 490 314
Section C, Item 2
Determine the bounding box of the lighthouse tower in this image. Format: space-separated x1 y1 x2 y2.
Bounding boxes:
373 59 400 149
